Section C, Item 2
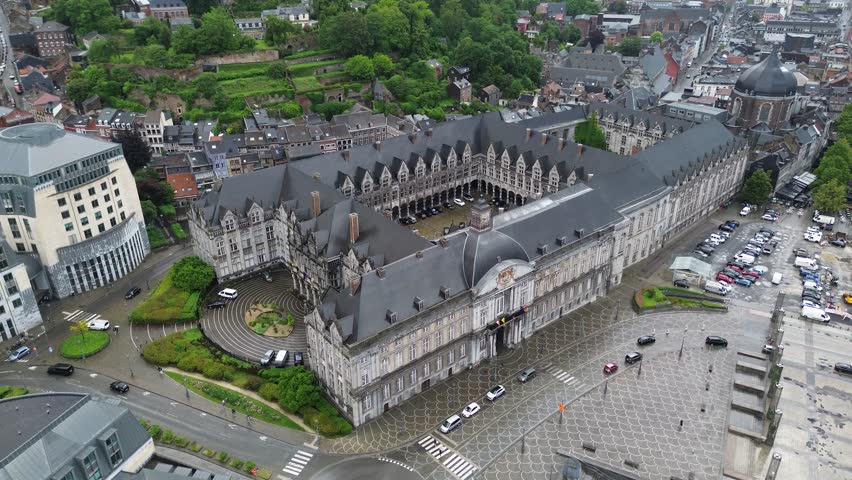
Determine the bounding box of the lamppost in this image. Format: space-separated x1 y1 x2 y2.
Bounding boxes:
603 376 608 397
184 379 190 399
127 354 134 378
314 418 320 449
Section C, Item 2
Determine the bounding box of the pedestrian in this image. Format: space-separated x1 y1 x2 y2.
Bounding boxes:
231 408 236 416
221 399 226 407
157 366 163 375
666 329 670 336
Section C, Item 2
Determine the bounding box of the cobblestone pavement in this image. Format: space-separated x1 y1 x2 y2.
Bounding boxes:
200 267 310 366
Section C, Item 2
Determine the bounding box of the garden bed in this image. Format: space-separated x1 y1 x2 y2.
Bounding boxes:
147 226 170 249
245 304 294 337
60 331 110 359
633 286 727 313
0 386 30 398
130 257 213 324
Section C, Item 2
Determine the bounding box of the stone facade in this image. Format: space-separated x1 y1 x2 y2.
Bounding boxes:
587 103 693 156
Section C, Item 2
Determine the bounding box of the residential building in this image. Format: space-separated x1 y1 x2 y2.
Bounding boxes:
548 51 626 89
34 21 73 58
586 102 693 155
142 110 173 155
0 123 150 298
662 102 728 124
447 79 473 103
764 19 839 44
0 238 42 341
147 0 189 20
479 85 502 105
189 111 746 426
167 172 199 207
638 8 715 37
235 18 265 38
0 392 154 479
0 107 35 129
261 5 314 27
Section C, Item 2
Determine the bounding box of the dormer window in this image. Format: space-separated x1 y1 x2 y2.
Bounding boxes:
362 180 372 192
415 165 425 177
398 170 407 183
224 218 235 231
250 210 262 224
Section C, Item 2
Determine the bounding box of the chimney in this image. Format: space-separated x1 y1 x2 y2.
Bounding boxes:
540 132 548 145
374 141 382 151
438 238 449 248
348 212 359 244
557 137 566 151
413 297 424 311
415 250 423 259
576 143 584 157
586 173 594 183
349 277 361 295
575 228 585 238
439 286 451 300
343 150 351 161
409 133 417 143
376 267 386 278
525 128 533 141
426 128 434 137
310 191 321 217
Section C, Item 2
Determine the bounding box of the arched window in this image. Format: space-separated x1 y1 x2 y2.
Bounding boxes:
758 103 772 123
731 98 742 118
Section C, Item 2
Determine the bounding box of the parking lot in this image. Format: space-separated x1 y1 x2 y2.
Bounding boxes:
403 194 514 240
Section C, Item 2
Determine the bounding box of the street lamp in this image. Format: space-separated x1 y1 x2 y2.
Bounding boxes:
127 354 134 378
314 418 320 449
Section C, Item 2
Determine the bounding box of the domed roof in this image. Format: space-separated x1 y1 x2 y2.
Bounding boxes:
734 53 797 97
462 229 529 288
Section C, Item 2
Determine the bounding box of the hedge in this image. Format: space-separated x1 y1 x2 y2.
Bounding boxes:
147 226 169 249
171 223 188 240
60 331 110 359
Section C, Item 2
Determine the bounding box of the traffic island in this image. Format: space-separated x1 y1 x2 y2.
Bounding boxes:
60 331 110 359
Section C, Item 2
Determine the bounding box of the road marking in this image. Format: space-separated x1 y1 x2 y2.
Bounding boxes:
170 402 178 407
228 424 237 429
28 366 37 370
259 435 268 441
89 373 98 378
419 435 478 479
377 457 416 472
0 370 14 374
142 391 150 396
281 450 314 477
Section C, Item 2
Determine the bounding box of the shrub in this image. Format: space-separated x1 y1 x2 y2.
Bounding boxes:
258 469 273 480
233 375 262 391
190 442 203 452
171 223 188 240
244 461 256 473
159 204 177 218
203 448 215 458
202 362 226 380
161 430 175 444
148 226 169 249
0 386 11 398
217 451 229 463
148 424 162 440
230 458 245 469
174 436 189 447
177 354 208 372
139 419 150 429
258 382 279 401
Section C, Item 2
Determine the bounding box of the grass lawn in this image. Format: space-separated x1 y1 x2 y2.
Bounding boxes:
0 386 30 398
283 48 334 60
218 77 293 99
291 76 324 93
288 60 342 77
166 372 304 431
147 226 169 249
130 272 200 323
217 62 277 80
61 331 110 359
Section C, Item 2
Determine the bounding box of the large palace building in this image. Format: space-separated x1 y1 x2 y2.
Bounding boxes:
189 111 747 426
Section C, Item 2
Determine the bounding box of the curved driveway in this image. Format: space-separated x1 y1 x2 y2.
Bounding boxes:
202 268 309 366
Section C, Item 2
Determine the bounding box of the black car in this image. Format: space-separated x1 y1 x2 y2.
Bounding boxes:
705 336 728 347
673 279 689 288
124 287 142 299
637 335 656 346
293 351 304 366
759 227 776 236
831 239 847 247
47 363 74 376
719 224 734 232
726 220 740 227
206 300 227 309
625 352 642 364
835 363 852 375
110 381 130 393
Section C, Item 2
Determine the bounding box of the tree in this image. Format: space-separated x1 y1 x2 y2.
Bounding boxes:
114 130 151 172
609 0 628 13
173 8 250 55
267 62 288 79
50 0 121 35
346 55 376 80
439 0 467 42
70 320 89 341
814 140 852 187
813 179 847 214
141 200 158 223
134 17 171 48
186 0 218 16
566 0 600 16
617 36 642 57
563 24 582 44
574 114 607 150
276 366 321 412
372 53 394 77
366 0 410 53
264 16 298 46
87 39 118 63
278 101 304 118
835 104 852 143
649 31 663 44
171 256 216 291
751 11 761 22
741 169 773 206
318 12 375 56
588 29 605 51
137 178 176 206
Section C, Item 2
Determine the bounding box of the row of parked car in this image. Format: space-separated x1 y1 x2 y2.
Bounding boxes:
794 251 832 322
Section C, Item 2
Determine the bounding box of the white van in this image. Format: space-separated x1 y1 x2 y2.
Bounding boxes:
704 281 729 295
273 350 288 367
801 306 830 323
739 206 751 216
794 257 817 269
734 253 755 265
439 414 462 434
771 272 783 285
813 215 835 225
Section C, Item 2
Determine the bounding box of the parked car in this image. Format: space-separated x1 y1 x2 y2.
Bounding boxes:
263 271 273 283
517 367 536 383
722 268 741 279
260 350 276 366
461 402 481 418
603 362 618 374
762 345 775 354
206 300 227 309
801 300 822 309
734 277 752 287
47 363 75 376
751 265 769 275
110 381 130 393
761 214 777 222
462 193 474 202
124 287 142 299
7 346 30 361
726 220 740 227
293 351 304 366
625 352 642 364
486 385 506 401
741 271 760 281
218 288 238 299
834 363 852 375
844 293 852 304
637 335 656 345
716 273 733 284
719 223 734 232
673 279 689 288
453 198 466 207
87 319 110 331
831 239 847 247
705 336 728 347
439 414 462 434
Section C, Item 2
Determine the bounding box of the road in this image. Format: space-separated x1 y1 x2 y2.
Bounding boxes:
0 3 22 107
673 5 733 93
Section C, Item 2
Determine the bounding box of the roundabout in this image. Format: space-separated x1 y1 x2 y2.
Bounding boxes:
201 267 310 366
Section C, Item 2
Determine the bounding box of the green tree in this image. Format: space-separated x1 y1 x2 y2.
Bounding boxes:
813 179 847 214
141 200 158 223
366 0 410 53
134 17 171 48
278 101 304 118
439 0 467 42
372 53 394 77
346 54 376 80
609 0 628 13
574 114 607 150
318 12 375 56
649 31 663 44
50 0 122 34
617 36 642 57
173 8 250 55
267 62 288 79
814 140 852 187
114 129 151 172
137 178 176 206
399 0 434 56
86 39 118 63
835 104 852 142
264 16 298 46
741 169 773 206
566 0 601 16
70 320 89 341
276 366 321 412
186 0 218 16
563 24 582 44
171 256 216 291
751 11 761 22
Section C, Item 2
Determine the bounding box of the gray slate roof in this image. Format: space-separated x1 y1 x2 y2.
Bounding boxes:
0 123 117 177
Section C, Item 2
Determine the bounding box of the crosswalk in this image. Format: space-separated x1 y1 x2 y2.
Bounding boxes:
543 364 586 389
62 310 103 325
282 450 313 477
418 435 477 479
